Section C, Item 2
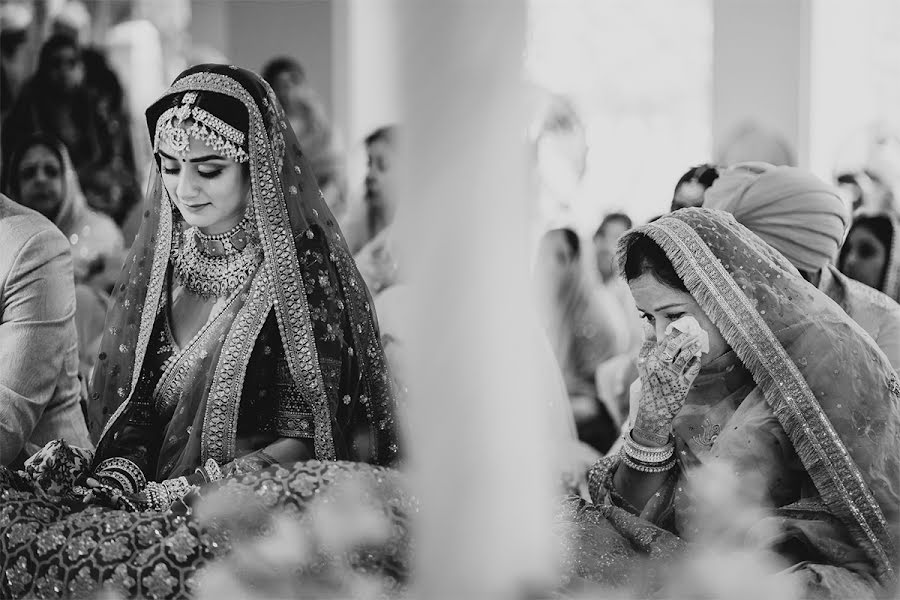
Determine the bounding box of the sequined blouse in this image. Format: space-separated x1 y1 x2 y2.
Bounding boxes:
100 277 320 481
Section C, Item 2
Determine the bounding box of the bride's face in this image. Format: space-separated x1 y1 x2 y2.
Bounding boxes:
158 135 250 235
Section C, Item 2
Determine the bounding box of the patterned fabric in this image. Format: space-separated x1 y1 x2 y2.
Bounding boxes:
22 441 93 498
560 208 900 595
0 459 412 599
87 64 399 478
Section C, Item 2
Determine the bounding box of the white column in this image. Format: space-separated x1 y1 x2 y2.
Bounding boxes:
331 0 401 191
396 2 559 597
712 0 813 168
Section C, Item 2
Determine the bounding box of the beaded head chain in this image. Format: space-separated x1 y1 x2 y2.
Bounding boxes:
154 91 250 163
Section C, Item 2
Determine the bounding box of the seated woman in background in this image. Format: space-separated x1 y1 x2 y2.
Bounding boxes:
2 133 125 293
562 208 899 599
535 228 626 453
261 56 346 220
839 212 900 304
345 125 399 257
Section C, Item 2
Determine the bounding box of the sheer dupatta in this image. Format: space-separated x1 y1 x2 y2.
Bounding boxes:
88 65 398 470
618 208 900 587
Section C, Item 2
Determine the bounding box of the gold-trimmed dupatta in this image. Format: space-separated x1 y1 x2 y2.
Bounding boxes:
619 208 900 585
88 65 398 470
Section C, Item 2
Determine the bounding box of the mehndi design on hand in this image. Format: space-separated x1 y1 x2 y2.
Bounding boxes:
633 331 701 446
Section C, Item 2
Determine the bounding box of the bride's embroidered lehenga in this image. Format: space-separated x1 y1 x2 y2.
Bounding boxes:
560 208 899 598
0 65 407 598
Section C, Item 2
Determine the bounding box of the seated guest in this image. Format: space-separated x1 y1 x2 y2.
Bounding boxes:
592 212 642 350
345 125 399 255
3 134 125 293
261 56 346 218
670 164 719 212
351 126 405 298
536 228 625 452
704 162 900 370
593 213 632 285
1 34 124 177
562 208 899 598
0 193 92 467
591 213 644 426
839 212 900 303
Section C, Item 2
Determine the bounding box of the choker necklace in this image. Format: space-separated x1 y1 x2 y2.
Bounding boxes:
194 216 254 257
172 217 262 299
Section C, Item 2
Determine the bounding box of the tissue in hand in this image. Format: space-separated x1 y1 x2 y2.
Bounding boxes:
664 315 710 355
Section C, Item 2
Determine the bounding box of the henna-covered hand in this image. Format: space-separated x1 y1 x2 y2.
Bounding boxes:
632 331 702 446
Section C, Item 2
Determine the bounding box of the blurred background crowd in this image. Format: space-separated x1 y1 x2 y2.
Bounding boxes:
1 1 900 596
4 0 900 469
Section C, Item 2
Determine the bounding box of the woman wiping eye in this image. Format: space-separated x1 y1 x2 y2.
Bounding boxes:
560 208 899 598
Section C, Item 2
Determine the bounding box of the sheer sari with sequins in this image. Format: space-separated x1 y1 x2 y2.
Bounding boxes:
559 208 900 598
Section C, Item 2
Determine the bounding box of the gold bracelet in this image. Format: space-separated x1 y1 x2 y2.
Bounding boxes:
95 457 147 494
143 482 171 511
204 458 223 482
98 471 132 493
620 448 676 473
624 431 674 464
630 427 671 448
162 477 192 501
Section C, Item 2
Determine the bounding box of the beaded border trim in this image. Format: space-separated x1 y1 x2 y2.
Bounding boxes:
623 431 675 464
619 447 676 473
154 91 250 163
95 457 147 493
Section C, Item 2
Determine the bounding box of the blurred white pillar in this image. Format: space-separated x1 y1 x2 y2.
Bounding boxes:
396 2 558 597
332 0 401 197
712 0 812 168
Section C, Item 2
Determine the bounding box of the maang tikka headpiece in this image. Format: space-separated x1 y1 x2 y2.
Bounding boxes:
154 91 250 163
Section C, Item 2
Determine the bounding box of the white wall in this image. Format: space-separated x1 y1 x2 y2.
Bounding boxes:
331 0 400 190
332 0 399 145
189 0 334 112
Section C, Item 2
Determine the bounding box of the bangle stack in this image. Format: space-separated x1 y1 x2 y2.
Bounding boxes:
94 458 147 494
144 477 198 511
621 430 677 473
162 477 193 500
143 482 171 511
193 458 224 484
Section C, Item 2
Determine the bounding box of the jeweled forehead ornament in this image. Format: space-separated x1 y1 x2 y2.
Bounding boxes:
154 91 250 163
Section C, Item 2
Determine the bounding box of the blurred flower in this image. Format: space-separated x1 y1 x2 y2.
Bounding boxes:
193 470 405 600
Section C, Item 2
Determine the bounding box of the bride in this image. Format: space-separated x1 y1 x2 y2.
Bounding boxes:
0 64 405 598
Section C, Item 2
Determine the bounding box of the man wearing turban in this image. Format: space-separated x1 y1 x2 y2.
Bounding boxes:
704 162 900 370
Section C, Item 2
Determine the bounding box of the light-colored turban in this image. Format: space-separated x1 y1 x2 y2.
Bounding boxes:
703 162 851 273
